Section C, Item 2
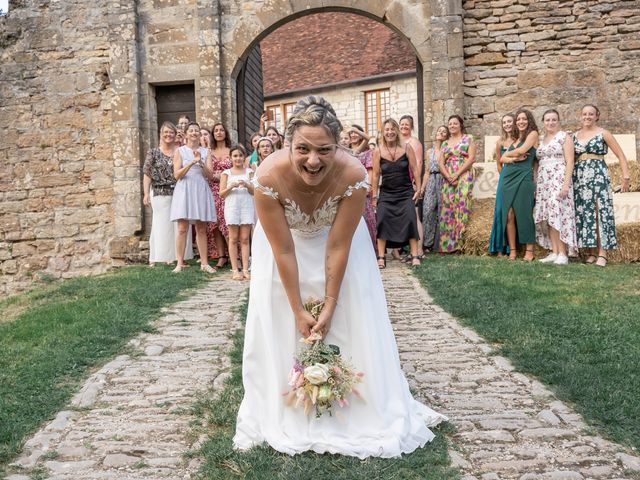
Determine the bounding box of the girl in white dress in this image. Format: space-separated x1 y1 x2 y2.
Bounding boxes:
233 96 445 459
220 145 255 280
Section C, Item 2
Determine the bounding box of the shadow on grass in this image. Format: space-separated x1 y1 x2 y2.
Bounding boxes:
190 294 459 480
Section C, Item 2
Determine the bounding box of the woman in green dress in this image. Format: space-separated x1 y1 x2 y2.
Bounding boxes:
573 104 631 267
500 109 539 261
489 114 517 256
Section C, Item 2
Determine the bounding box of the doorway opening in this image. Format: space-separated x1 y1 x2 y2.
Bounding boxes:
233 10 422 150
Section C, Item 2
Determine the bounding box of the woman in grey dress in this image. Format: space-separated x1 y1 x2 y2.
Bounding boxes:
170 122 217 273
419 125 449 251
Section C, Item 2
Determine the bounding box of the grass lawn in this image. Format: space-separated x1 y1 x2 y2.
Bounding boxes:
0 264 210 466
192 297 459 480
414 255 640 450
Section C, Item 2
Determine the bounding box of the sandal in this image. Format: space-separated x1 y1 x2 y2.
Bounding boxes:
585 255 597 264
377 256 386 269
596 255 608 267
172 264 184 273
215 256 228 268
507 253 517 261
200 264 217 273
411 256 421 267
242 270 251 280
523 248 535 262
232 270 243 280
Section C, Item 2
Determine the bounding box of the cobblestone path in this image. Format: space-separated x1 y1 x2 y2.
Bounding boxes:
7 263 640 479
7 273 246 480
383 261 639 480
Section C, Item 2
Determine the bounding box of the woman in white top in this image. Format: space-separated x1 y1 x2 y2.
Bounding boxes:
220 144 255 280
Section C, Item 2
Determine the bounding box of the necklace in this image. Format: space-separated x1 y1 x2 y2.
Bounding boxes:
386 142 398 161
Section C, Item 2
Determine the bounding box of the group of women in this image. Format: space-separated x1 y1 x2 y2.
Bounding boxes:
143 118 285 277
371 104 631 267
488 104 631 266
144 103 631 276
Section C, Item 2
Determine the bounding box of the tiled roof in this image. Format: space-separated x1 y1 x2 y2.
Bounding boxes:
261 12 416 96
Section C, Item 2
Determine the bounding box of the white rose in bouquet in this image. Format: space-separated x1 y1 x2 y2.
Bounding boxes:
304 363 330 385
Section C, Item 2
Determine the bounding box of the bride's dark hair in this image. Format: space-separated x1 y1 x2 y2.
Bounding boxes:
285 96 343 145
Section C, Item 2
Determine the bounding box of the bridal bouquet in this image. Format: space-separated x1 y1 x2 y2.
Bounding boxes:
283 298 364 418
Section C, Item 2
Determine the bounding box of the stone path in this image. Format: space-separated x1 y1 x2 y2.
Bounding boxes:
6 263 640 479
7 273 246 480
383 261 640 480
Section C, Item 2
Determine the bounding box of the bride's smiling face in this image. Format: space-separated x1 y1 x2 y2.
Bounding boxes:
290 126 337 186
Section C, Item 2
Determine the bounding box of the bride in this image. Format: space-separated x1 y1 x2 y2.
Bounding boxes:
233 96 445 458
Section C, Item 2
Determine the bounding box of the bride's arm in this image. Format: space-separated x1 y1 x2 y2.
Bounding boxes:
255 184 316 337
312 181 367 338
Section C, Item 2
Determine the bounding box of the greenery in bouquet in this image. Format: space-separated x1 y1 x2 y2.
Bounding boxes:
283 298 364 418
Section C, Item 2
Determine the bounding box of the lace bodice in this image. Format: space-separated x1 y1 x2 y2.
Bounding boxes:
253 175 369 236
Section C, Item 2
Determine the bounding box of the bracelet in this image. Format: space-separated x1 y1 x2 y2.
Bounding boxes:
324 295 338 305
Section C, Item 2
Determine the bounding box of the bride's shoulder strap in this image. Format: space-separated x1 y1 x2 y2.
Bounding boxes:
252 173 279 200
341 164 369 199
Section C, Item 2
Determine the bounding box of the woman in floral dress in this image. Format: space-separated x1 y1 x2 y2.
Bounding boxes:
573 104 631 267
207 122 232 267
348 124 376 250
420 125 448 251
437 115 476 253
534 110 577 265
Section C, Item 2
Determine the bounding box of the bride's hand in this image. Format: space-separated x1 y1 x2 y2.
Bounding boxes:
295 310 317 338
311 307 334 340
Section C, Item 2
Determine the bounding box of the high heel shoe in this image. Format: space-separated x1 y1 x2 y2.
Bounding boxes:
377 256 386 269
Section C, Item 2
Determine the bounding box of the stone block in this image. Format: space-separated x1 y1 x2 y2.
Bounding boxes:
466 52 506 65
108 236 141 258
517 69 569 89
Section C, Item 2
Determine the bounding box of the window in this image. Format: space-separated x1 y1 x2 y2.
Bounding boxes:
364 89 390 136
265 102 296 132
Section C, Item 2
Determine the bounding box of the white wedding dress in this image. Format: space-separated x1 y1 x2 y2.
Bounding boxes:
233 174 446 459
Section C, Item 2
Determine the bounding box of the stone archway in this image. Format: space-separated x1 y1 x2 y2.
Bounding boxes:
197 0 464 147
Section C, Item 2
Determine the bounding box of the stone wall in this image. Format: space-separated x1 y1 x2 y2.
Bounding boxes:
0 0 114 295
462 0 640 160
3 0 638 294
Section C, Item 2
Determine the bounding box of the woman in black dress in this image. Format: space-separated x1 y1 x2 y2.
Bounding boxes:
372 118 422 268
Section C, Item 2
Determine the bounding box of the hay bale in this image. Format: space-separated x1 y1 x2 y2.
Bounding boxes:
608 161 639 192
463 197 640 263
464 198 493 256
608 222 640 263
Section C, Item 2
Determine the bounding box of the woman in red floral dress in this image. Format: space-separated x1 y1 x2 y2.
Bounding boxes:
206 123 232 267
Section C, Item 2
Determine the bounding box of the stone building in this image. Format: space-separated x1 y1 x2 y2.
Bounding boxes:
261 12 418 138
1 0 639 294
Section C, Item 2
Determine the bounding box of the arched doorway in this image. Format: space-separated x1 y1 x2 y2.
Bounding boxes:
231 9 424 149
220 1 464 150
